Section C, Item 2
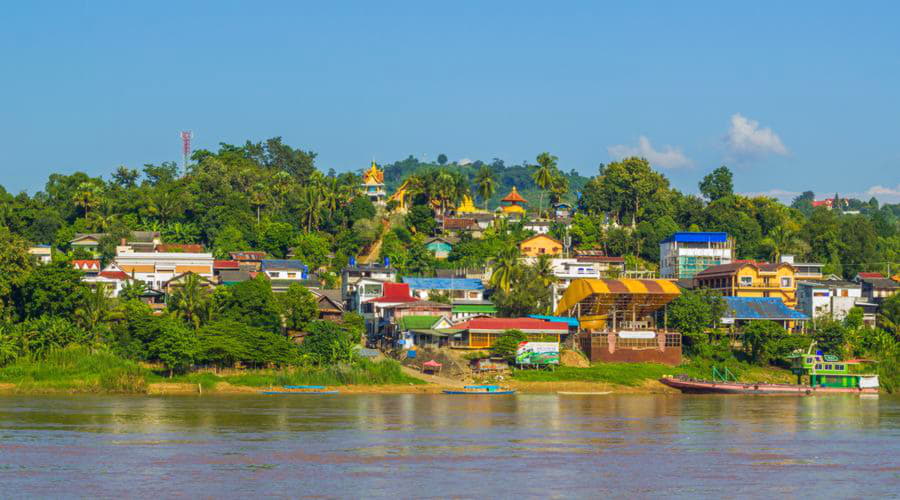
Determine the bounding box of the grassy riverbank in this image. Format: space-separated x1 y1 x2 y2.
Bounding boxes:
0 348 424 394
511 361 796 386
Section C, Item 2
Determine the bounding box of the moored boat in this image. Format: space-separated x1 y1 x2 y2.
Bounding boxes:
261 385 339 395
443 385 516 395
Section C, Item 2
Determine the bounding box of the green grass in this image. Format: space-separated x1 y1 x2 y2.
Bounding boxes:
0 346 150 393
511 360 794 386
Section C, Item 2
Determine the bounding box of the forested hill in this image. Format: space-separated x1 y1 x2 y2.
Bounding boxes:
382 156 590 208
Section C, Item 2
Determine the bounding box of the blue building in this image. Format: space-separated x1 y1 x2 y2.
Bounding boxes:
659 232 734 279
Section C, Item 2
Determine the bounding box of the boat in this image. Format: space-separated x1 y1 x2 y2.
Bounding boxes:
260 385 339 395
443 385 516 395
660 346 879 395
557 391 612 396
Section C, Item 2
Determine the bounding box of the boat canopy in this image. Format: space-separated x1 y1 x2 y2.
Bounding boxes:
554 278 681 329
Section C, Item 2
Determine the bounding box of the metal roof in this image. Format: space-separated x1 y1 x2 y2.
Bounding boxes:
402 277 484 290
261 259 307 270
527 315 580 327
661 232 728 244
722 297 809 321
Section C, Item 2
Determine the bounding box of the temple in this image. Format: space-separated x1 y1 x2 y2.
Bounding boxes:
500 186 527 217
361 161 386 206
455 194 483 214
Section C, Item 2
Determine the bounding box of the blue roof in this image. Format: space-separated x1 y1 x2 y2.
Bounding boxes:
261 259 307 270
402 277 484 290
722 297 809 321
527 315 579 327
662 232 728 244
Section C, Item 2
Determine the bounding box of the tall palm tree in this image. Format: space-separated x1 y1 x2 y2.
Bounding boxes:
761 223 802 263
533 254 557 288
548 174 569 206
490 244 520 293
531 152 558 218
249 182 267 224
169 273 209 330
73 182 101 218
475 165 497 210
75 283 114 334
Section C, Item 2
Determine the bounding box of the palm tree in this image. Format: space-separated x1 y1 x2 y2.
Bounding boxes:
531 152 558 218
73 182 101 218
434 170 456 214
490 244 521 293
270 171 294 211
761 223 802 263
249 182 267 224
169 273 209 330
475 166 497 210
300 186 324 231
548 174 569 206
533 254 557 288
75 284 114 334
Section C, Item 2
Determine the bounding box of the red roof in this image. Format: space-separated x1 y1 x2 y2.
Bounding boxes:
452 317 568 332
214 260 240 269
365 282 418 303
99 270 131 280
73 260 101 270
443 218 479 230
857 272 884 279
501 187 527 203
156 244 205 253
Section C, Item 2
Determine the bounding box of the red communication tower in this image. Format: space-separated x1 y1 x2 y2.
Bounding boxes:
180 131 192 169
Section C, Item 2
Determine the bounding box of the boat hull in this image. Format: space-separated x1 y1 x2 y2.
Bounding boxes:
261 391 339 395
659 377 878 395
443 390 516 395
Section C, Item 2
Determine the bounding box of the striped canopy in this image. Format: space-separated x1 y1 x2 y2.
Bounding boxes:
555 279 681 329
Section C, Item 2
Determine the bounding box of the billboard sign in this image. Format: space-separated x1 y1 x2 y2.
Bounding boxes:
516 341 560 366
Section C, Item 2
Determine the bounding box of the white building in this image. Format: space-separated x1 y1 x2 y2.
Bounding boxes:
660 232 734 279
28 245 52 264
114 245 214 291
796 279 868 323
341 262 398 310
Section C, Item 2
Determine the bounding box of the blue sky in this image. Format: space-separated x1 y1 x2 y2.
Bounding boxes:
2 1 899 202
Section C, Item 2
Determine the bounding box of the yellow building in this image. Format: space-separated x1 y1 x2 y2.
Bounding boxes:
455 195 483 214
694 261 798 308
500 186 527 216
360 161 386 205
519 234 563 257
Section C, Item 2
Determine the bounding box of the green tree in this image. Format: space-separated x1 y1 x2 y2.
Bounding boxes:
168 273 212 330
74 283 115 333
437 153 448 165
475 165 497 210
150 318 198 377
257 221 296 258
291 232 331 270
812 319 847 356
492 329 526 362
0 227 34 320
490 244 520 293
218 275 281 332
16 261 86 319
532 152 558 217
278 283 319 331
300 320 358 365
742 321 789 365
698 166 734 201
667 290 726 356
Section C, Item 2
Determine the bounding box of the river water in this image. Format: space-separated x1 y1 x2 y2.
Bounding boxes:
0 394 897 498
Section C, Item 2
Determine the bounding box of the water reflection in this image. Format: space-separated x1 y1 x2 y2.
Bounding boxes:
0 394 897 497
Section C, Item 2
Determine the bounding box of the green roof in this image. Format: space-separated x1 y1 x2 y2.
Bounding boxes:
452 304 497 313
398 315 441 330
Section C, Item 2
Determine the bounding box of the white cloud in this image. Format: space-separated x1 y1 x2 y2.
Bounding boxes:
725 113 788 159
607 136 692 169
739 189 800 203
457 158 473 166
859 184 900 203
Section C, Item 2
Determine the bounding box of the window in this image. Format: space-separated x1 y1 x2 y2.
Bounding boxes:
269 271 280 278
824 364 832 370
815 364 822 370
287 273 297 278
805 357 813 364
835 364 844 371
740 276 752 287
539 248 546 254
781 277 792 288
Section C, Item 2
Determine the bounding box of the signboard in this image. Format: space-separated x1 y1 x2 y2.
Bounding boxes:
516 341 559 366
720 318 735 325
617 330 656 339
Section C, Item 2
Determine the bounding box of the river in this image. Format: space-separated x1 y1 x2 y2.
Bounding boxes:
0 394 897 498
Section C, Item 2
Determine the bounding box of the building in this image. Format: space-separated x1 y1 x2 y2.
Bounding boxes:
796 279 872 324
213 260 240 279
523 220 552 235
360 160 386 206
308 288 345 321
396 315 456 349
360 282 419 336
424 236 457 259
448 317 570 349
81 268 134 297
812 198 849 210
164 272 217 296
441 217 482 237
780 255 824 280
856 274 899 304
555 278 683 365
71 231 161 255
341 261 398 309
72 259 102 275
450 299 497 321
573 250 626 276
229 251 267 271
720 296 809 331
260 259 309 292
552 202 573 219
114 245 214 291
660 232 734 279
28 245 52 264
519 234 563 257
402 277 485 301
499 186 527 217
454 195 485 215
694 261 798 308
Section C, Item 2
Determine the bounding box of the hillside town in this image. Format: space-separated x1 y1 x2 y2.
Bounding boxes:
7 153 897 389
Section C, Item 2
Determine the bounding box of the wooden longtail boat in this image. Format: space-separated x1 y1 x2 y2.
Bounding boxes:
443 385 516 395
261 385 339 395
659 375 877 395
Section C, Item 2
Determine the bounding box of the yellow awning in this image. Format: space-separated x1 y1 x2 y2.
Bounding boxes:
554 278 681 328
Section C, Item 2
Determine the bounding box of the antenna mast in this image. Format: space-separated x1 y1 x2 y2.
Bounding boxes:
180 131 193 171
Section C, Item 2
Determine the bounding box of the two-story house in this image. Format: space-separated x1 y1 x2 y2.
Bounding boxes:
694 261 798 308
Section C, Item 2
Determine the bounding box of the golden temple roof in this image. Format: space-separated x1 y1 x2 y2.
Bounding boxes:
455 195 481 213
501 186 527 204
362 160 384 185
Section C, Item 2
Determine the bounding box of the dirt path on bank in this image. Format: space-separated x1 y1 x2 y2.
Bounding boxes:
398 365 465 388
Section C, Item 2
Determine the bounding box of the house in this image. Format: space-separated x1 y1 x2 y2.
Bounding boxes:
519 234 563 257
28 245 52 264
229 251 267 271
499 186 527 218
442 217 482 237
573 250 626 276
113 244 214 291
260 259 309 292
436 266 492 285
552 202 573 219
659 232 734 279
218 269 254 286
796 279 873 324
694 261 798 308
72 259 102 276
720 296 809 331
360 160 386 206
342 261 398 309
812 198 849 210
545 258 602 310
82 268 134 297
856 274 899 304
164 272 217 296
448 317 569 349
213 260 240 278
360 282 419 336
424 236 457 259
451 299 497 321
523 220 552 235
402 277 485 301
309 288 345 321
396 315 456 349
71 231 161 255
155 244 205 253
780 255 824 280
